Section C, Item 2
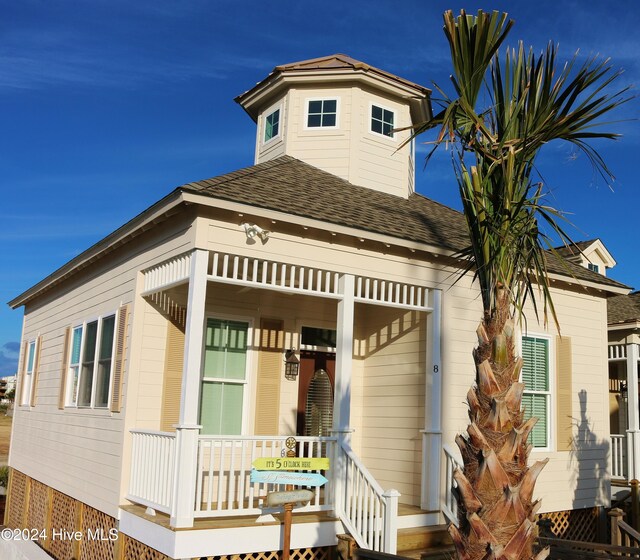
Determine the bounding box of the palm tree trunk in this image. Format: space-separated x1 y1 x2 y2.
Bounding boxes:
449 288 549 560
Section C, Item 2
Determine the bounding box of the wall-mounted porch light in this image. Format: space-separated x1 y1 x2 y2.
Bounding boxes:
284 349 300 380
242 222 270 243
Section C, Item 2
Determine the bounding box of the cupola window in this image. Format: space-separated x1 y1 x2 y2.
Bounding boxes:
264 108 280 142
371 104 394 137
307 99 337 128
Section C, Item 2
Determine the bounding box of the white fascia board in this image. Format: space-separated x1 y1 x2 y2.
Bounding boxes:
547 271 630 296
181 191 453 257
8 191 185 309
608 322 640 331
240 71 430 121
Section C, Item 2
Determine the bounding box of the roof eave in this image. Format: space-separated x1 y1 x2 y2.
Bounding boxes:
8 190 186 309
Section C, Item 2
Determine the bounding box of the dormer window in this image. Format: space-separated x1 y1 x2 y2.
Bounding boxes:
264 108 280 143
371 104 394 138
306 99 338 128
588 263 600 274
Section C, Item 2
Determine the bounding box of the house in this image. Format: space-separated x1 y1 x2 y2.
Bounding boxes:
5 54 630 560
607 291 640 483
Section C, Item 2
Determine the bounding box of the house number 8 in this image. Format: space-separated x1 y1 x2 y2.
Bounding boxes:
433 365 439 373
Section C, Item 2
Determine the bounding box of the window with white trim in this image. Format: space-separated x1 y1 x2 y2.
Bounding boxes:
200 319 249 435
20 339 37 406
521 335 551 449
66 314 116 408
371 104 394 137
264 108 280 142
588 262 600 273
306 99 337 128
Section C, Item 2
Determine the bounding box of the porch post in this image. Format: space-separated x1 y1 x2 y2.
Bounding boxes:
334 273 355 431
170 248 208 528
421 289 443 511
627 342 640 481
332 273 355 516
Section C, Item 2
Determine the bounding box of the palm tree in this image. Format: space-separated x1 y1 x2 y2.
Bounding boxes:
413 10 630 560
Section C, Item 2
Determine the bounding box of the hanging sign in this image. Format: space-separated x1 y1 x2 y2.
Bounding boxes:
250 469 328 487
251 457 330 471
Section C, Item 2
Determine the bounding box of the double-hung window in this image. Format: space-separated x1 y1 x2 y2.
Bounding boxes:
200 319 249 435
521 335 551 449
67 314 116 408
306 99 337 128
20 339 38 406
264 108 280 143
371 104 394 138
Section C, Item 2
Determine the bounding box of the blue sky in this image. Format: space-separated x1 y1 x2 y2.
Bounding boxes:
1 0 639 375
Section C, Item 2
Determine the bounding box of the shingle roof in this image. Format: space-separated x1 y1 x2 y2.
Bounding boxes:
554 239 600 259
272 54 431 95
608 292 640 324
181 155 628 291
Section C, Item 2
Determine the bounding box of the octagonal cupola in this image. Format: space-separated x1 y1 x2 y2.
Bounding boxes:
235 54 432 199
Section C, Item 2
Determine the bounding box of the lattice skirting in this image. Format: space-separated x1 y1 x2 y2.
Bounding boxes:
4 468 335 560
200 547 334 560
538 507 601 542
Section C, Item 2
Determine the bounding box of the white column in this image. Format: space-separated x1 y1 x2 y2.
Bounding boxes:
332 274 355 518
627 342 640 480
334 273 355 431
170 248 208 528
421 289 442 511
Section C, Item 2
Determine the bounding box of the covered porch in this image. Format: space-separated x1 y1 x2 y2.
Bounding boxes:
123 248 444 553
609 342 640 482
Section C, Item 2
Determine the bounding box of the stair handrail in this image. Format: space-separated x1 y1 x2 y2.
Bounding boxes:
336 438 399 554
611 507 640 548
443 443 462 524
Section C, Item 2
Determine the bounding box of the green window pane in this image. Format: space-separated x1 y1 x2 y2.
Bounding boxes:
71 326 83 364
522 393 548 447
265 109 280 141
521 337 548 391
372 105 382 120
26 341 36 373
203 320 247 379
99 316 115 360
200 381 243 435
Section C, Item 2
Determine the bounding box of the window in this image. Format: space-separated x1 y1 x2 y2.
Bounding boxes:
200 319 249 435
20 339 37 406
371 105 394 137
588 262 600 273
301 327 336 349
521 336 551 449
264 108 280 142
307 99 337 128
67 314 116 408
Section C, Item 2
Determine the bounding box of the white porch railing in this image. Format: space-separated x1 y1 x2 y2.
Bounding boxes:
128 430 176 514
335 440 399 553
443 443 462 525
611 434 627 480
195 435 336 517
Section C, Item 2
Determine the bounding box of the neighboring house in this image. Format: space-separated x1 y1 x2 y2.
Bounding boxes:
5 55 630 560
555 239 617 277
607 291 640 483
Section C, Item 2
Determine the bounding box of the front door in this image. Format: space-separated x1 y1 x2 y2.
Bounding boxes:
296 351 335 437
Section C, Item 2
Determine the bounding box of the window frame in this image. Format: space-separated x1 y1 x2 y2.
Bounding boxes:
20 338 38 406
588 262 600 273
369 102 396 140
199 314 254 436
520 333 554 452
64 312 117 410
262 104 282 145
304 97 340 130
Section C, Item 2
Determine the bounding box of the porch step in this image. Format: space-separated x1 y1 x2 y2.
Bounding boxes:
397 525 453 560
